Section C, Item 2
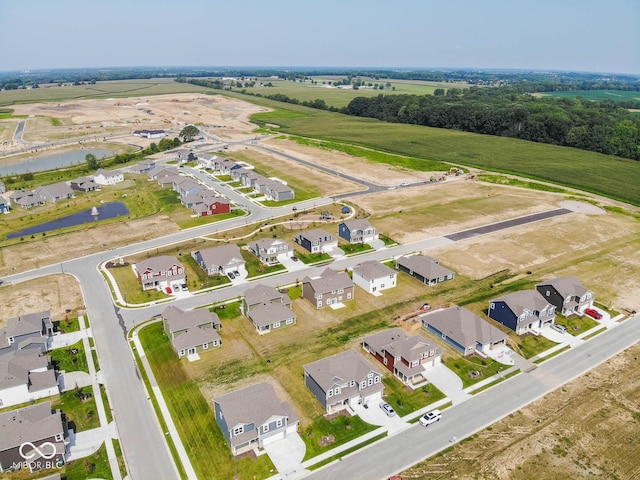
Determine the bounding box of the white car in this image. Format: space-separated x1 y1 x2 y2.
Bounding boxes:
550 323 567 333
379 402 396 417
419 409 442 426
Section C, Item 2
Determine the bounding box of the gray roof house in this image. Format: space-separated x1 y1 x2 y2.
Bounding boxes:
421 307 508 357
162 306 221 359
242 284 292 313
294 228 338 254
246 303 297 335
174 149 196 164
261 178 295 202
129 159 156 174
9 191 43 209
247 238 292 265
536 277 595 316
489 290 556 335
93 168 124 185
213 382 299 455
70 176 99 192
338 219 378 244
34 183 75 203
352 260 397 295
133 256 185 292
304 350 383 414
396 255 455 286
302 268 355 309
196 152 218 169
0 402 69 473
362 328 440 388
0 311 54 355
192 244 245 276
0 350 59 409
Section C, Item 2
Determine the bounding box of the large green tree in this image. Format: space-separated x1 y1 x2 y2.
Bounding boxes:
179 125 200 142
85 153 100 171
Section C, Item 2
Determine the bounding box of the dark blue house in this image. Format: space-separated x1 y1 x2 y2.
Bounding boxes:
488 290 556 335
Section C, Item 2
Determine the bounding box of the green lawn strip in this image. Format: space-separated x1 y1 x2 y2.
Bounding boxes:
112 438 128 479
534 345 571 364
54 316 80 333
208 301 242 320
215 174 233 181
99 384 113 423
138 323 275 480
442 355 505 389
555 314 598 336
228 181 242 188
176 208 245 229
378 234 397 246
51 340 89 374
307 432 388 471
64 441 112 480
286 284 303 300
295 251 332 265
241 249 287 278
340 243 373 255
107 264 169 304
477 174 573 194
381 377 445 417
301 415 378 462
91 348 100 371
236 186 254 194
129 338 188 480
582 327 607 340
54 387 100 431
594 301 620 317
471 369 521 394
512 335 559 360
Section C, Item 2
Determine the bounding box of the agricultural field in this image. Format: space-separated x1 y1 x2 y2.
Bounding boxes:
401 342 640 480
539 89 640 103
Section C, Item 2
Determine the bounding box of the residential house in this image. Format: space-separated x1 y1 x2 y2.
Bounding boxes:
338 219 378 244
133 256 185 292
173 178 203 198
213 382 299 455
133 129 165 138
294 229 337 253
175 149 196 164
9 191 42 209
129 159 156 174
261 179 295 202
352 260 397 294
161 306 221 358
230 167 252 183
396 255 455 285
93 168 124 185
0 311 54 354
0 402 69 473
488 290 556 335
301 268 355 309
362 328 440 388
69 176 99 192
196 153 218 169
217 159 242 175
192 197 231 217
0 197 9 214
303 350 383 414
192 244 245 276
34 183 75 203
246 303 296 335
0 350 59 408
247 239 292 265
421 306 508 357
242 284 292 314
536 277 594 316
148 166 179 182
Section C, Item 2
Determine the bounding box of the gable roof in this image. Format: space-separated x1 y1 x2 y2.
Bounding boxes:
162 306 220 333
0 350 52 390
302 268 354 295
342 219 374 231
363 327 439 362
248 238 292 254
35 182 73 198
0 402 64 451
195 244 243 268
397 255 453 280
94 168 123 178
422 307 507 347
214 382 296 430
244 284 291 308
303 350 378 390
5 311 50 338
135 256 183 275
172 327 220 352
537 276 589 298
248 303 296 328
493 290 554 316
298 228 333 243
353 260 395 280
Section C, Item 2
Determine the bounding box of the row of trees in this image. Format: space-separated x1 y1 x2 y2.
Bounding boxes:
344 91 640 160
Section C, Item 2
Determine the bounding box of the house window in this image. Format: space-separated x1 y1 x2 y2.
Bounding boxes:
55 433 63 442
233 425 244 436
350 380 356 387
286 318 294 325
380 283 385 289
203 343 209 350
316 293 323 299
545 291 550 297
326 299 331 305
383 357 388 365
337 288 344 294
179 349 186 357
347 292 352 299
374 375 380 384
368 377 374 386
273 321 281 329
328 389 333 398
262 424 269 434
412 360 419 367
276 418 283 428
331 290 336 295
317 302 322 308
7 336 14 344
490 303 495 310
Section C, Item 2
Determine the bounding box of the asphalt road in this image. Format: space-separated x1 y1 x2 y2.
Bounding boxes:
303 314 640 480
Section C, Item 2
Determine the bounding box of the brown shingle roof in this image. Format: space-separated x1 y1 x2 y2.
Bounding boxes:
422 307 507 348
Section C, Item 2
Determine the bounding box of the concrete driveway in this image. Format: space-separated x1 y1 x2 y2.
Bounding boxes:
263 432 306 478
352 402 407 433
59 371 92 391
67 423 118 461
278 253 306 272
425 363 471 405
50 330 89 349
540 324 582 346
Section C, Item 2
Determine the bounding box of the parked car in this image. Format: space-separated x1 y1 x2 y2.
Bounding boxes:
420 303 431 310
419 409 442 426
584 308 603 320
165 287 172 294
180 283 188 291
291 256 299 262
400 182 409 186
227 271 236 280
379 402 396 417
550 323 567 333
233 270 240 277
172 284 180 292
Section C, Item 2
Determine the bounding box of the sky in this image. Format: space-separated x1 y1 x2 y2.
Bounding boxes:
1 0 639 74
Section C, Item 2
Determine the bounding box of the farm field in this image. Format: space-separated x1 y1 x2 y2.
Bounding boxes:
226 93 640 206
540 89 640 102
401 341 640 480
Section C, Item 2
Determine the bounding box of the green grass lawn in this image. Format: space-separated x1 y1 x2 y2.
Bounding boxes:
54 316 80 333
295 251 332 265
51 340 89 374
512 334 559 359
99 384 113 423
241 249 287 278
301 414 378 461
138 322 276 480
382 377 445 417
556 314 598 336
112 438 128 479
107 264 168 304
443 355 506 389
54 387 100 431
220 92 640 206
209 301 242 321
64 442 112 480
341 243 373 255
182 254 232 290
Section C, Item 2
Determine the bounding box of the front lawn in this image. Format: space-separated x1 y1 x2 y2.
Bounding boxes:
64 442 112 480
209 301 242 321
51 340 89 374
295 251 332 265
54 387 100 431
557 315 598 336
341 243 373 255
182 254 231 290
381 376 445 417
443 355 506 389
54 316 80 333
301 414 378 461
241 249 287 278
512 334 558 359
107 264 168 304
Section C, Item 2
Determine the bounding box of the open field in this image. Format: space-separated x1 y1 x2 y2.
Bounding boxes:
224 93 640 205
401 342 640 480
538 89 640 102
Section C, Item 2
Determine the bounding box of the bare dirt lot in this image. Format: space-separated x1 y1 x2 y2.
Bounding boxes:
402 341 640 480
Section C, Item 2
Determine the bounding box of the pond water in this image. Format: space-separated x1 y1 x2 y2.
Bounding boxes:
0 148 113 176
7 202 129 239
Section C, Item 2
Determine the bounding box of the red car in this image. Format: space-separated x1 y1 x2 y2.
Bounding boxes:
584 308 602 320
